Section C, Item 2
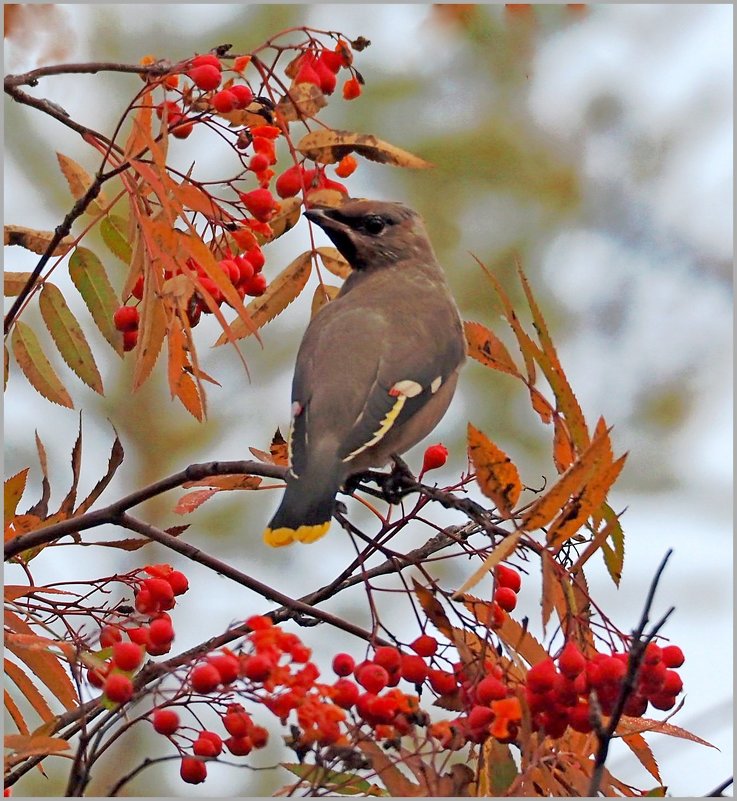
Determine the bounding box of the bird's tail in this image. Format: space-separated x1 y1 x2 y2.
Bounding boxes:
263 466 341 547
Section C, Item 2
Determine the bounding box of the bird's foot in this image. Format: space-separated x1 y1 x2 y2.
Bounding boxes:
379 455 417 504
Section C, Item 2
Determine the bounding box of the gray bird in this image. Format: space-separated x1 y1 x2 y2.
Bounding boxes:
263 199 466 547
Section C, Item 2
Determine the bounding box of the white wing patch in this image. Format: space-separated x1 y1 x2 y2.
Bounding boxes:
430 376 443 394
391 379 423 398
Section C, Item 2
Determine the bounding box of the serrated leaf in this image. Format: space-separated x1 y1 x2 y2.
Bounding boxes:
56 152 104 214
4 225 74 257
316 246 351 279
214 251 312 345
4 659 54 725
27 432 51 518
478 738 518 796
4 734 70 760
297 129 433 168
59 421 82 515
38 283 103 393
255 197 302 245
75 436 124 515
464 320 519 376
172 181 229 223
99 215 132 264
10 323 73 408
617 716 716 749
622 732 662 783
467 422 521 518
132 251 168 390
4 469 29 525
68 247 123 355
281 763 386 796
412 579 453 637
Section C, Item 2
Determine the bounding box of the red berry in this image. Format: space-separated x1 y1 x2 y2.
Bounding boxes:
104 673 134 703
131 275 145 300
148 617 175 646
357 663 389 694
467 705 495 739
644 643 663 665
494 586 518 613
241 653 272 682
596 656 626 687
225 735 253 756
335 154 357 179
295 61 320 87
332 652 356 677
188 64 221 91
332 678 360 708
275 165 304 199
410 635 438 658
428 669 457 696
250 725 269 748
223 709 253 737
180 756 207 785
355 691 378 721
249 153 270 173
144 577 175 605
494 564 522 593
476 675 508 704
166 570 189 596
649 692 677 711
401 654 428 684
191 54 222 70
155 100 181 121
190 663 222 694
234 256 254 285
661 670 683 696
86 663 109 689
373 646 402 673
208 653 239 684
112 641 144 672
342 77 361 100
193 731 223 757
319 49 343 74
661 645 685 668
314 59 337 94
623 693 649 717
127 626 150 647
229 84 254 108
368 694 399 724
152 708 180 735
246 247 265 272
240 188 278 223
171 118 194 139
557 641 586 678
421 443 448 474
245 272 267 297
568 702 593 733
99 625 122 648
639 661 667 692
212 89 237 113
526 658 558 694
113 306 139 332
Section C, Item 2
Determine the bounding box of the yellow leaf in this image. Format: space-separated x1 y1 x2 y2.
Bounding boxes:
132 255 168 391
56 152 105 215
4 469 29 526
310 283 340 318
3 226 73 257
214 251 312 345
276 82 327 122
316 246 351 280
10 322 73 408
256 197 302 245
467 423 521 518
297 129 433 168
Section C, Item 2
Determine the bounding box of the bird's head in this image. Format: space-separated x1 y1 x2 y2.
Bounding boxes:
304 199 434 271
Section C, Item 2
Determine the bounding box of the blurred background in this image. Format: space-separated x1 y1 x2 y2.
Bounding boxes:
4 4 732 797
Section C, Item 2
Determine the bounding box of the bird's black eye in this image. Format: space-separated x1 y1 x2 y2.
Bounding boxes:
364 215 386 235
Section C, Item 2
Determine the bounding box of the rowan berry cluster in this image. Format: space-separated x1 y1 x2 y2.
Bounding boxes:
85 563 188 704
524 640 686 739
118 39 364 350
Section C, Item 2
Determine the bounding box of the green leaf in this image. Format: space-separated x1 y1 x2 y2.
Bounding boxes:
68 247 123 356
281 764 386 796
100 215 132 264
39 284 103 394
4 468 30 525
10 322 73 408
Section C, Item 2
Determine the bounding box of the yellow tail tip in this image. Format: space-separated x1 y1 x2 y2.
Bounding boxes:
263 521 331 547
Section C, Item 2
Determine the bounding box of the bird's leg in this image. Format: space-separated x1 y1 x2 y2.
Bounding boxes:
378 454 417 504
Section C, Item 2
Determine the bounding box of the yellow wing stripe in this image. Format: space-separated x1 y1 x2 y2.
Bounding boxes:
263 521 331 547
343 394 407 463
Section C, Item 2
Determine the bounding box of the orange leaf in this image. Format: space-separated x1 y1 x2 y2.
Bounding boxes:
183 474 262 491
4 734 70 761
270 429 289 467
463 321 520 376
617 716 716 749
56 152 105 215
467 423 521 518
454 530 523 597
174 370 204 421
529 385 554 424
495 613 549 668
4 688 29 737
131 243 168 391
172 181 230 222
622 732 662 783
4 658 54 724
553 413 575 472
4 468 29 526
521 424 613 532
412 579 452 638
174 488 218 515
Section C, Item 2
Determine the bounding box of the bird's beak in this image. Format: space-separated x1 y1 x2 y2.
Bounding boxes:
304 206 359 267
304 206 334 226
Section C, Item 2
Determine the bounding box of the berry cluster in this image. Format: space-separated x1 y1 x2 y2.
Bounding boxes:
525 640 685 739
289 40 357 100
86 564 188 703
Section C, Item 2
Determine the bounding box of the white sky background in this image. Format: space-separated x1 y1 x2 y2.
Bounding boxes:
4 4 732 797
